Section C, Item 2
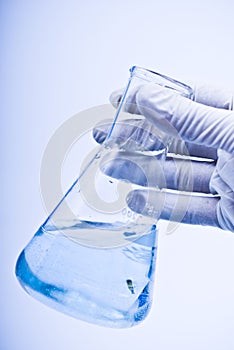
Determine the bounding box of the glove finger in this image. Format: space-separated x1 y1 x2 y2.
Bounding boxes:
169 138 217 160
94 118 168 153
136 84 234 154
110 83 234 111
192 83 233 110
126 189 221 229
93 119 217 159
100 151 215 193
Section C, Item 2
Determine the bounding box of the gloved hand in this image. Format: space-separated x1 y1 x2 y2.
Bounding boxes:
93 82 234 232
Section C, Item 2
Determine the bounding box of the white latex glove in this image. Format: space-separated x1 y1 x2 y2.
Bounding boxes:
93 83 234 232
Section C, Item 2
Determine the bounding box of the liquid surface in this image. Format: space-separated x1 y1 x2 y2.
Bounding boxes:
44 218 157 248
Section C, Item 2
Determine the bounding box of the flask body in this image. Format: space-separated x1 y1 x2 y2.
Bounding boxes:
16 66 193 327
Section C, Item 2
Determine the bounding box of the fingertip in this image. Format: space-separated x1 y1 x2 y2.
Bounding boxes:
109 89 124 108
126 190 147 214
127 190 165 219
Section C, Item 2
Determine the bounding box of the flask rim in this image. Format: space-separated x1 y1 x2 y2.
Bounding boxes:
129 66 193 99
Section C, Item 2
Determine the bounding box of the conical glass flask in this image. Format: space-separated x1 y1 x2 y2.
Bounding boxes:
15 66 193 328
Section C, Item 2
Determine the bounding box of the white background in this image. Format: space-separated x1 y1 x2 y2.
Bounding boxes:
1 1 234 349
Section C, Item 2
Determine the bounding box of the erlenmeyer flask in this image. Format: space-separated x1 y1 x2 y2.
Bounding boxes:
15 66 193 328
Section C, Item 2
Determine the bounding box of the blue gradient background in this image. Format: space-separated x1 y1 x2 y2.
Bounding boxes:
1 1 234 349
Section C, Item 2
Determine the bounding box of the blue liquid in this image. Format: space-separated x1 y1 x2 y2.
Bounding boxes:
15 222 158 328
